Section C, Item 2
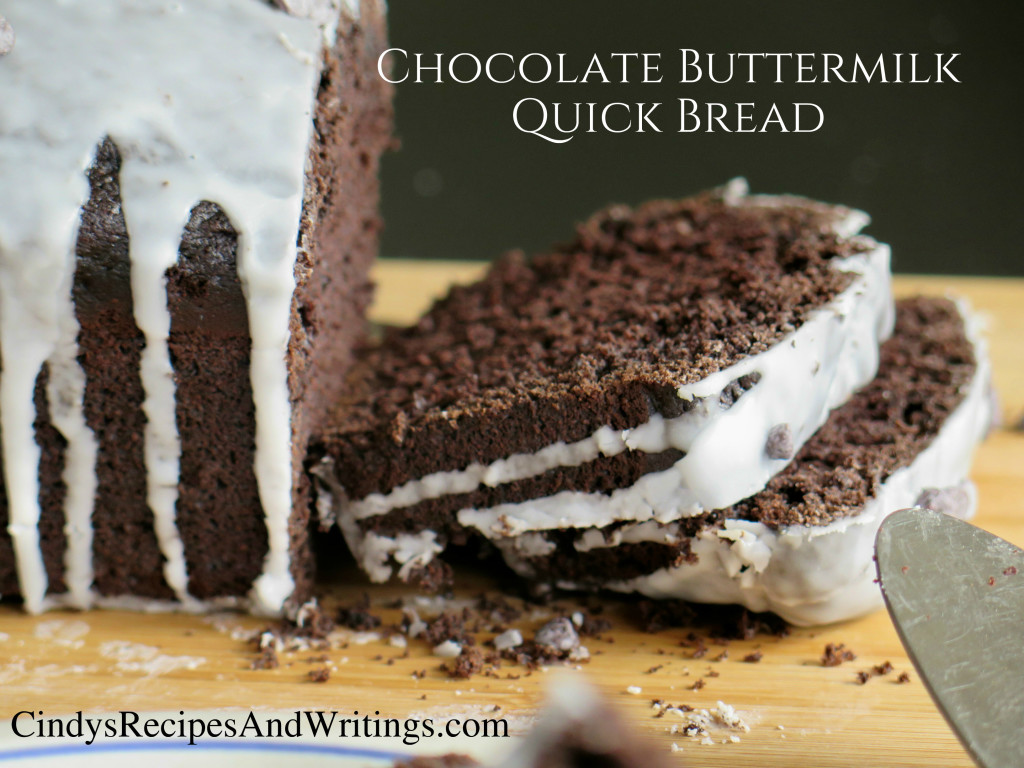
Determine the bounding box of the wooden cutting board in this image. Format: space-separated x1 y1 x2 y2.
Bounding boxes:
0 265 1021 767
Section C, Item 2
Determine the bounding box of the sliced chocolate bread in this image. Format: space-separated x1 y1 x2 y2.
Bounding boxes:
492 297 991 626
318 180 894 584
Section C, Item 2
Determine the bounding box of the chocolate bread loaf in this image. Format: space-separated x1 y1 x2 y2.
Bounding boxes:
0 0 391 614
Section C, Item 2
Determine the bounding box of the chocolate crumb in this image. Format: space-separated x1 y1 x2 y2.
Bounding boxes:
689 678 706 691
534 617 580 652
691 643 708 660
250 648 279 670
0 17 13 57
423 610 473 647
444 647 489 679
821 642 857 667
873 661 894 676
742 651 764 663
645 664 664 674
337 594 381 632
713 650 729 662
405 560 454 593
765 424 795 460
896 672 911 684
308 667 330 683
855 671 871 685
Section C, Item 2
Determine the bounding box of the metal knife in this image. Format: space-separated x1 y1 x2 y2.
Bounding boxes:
876 507 1024 768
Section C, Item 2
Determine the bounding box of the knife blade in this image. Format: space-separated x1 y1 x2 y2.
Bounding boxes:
875 507 1024 768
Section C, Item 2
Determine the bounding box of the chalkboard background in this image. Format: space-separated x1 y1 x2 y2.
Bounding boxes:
379 0 1022 276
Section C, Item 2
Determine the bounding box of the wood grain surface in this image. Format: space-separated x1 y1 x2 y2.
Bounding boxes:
0 264 1021 767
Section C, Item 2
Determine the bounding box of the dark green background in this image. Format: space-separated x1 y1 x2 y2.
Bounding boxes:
378 0 1022 276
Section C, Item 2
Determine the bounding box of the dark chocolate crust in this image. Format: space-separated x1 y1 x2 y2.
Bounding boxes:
516 297 979 585
0 4 391 604
325 191 866 502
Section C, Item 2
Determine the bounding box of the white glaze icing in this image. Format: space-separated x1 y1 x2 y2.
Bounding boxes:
342 190 892 543
0 0 343 613
496 301 992 626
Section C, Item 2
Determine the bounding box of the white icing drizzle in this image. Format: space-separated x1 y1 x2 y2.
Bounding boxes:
497 301 992 626
0 0 338 613
47 301 98 610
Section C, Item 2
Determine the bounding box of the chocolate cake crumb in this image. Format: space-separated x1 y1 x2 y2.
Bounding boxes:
742 651 763 663
719 373 762 408
855 661 895 684
0 16 13 57
250 648 279 670
337 594 382 632
765 424 795 460
405 560 454 593
423 610 474 647
308 667 330 683
821 643 857 667
443 647 489 679
534 617 580 652
896 671 912 684
689 678 706 691
499 639 585 670
294 599 335 638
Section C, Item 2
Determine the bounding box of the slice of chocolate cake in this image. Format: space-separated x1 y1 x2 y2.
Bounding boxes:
492 298 991 626
0 0 390 614
318 180 894 584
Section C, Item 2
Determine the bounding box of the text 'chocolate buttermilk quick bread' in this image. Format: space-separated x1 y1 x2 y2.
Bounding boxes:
0 0 391 614
317 180 896 594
